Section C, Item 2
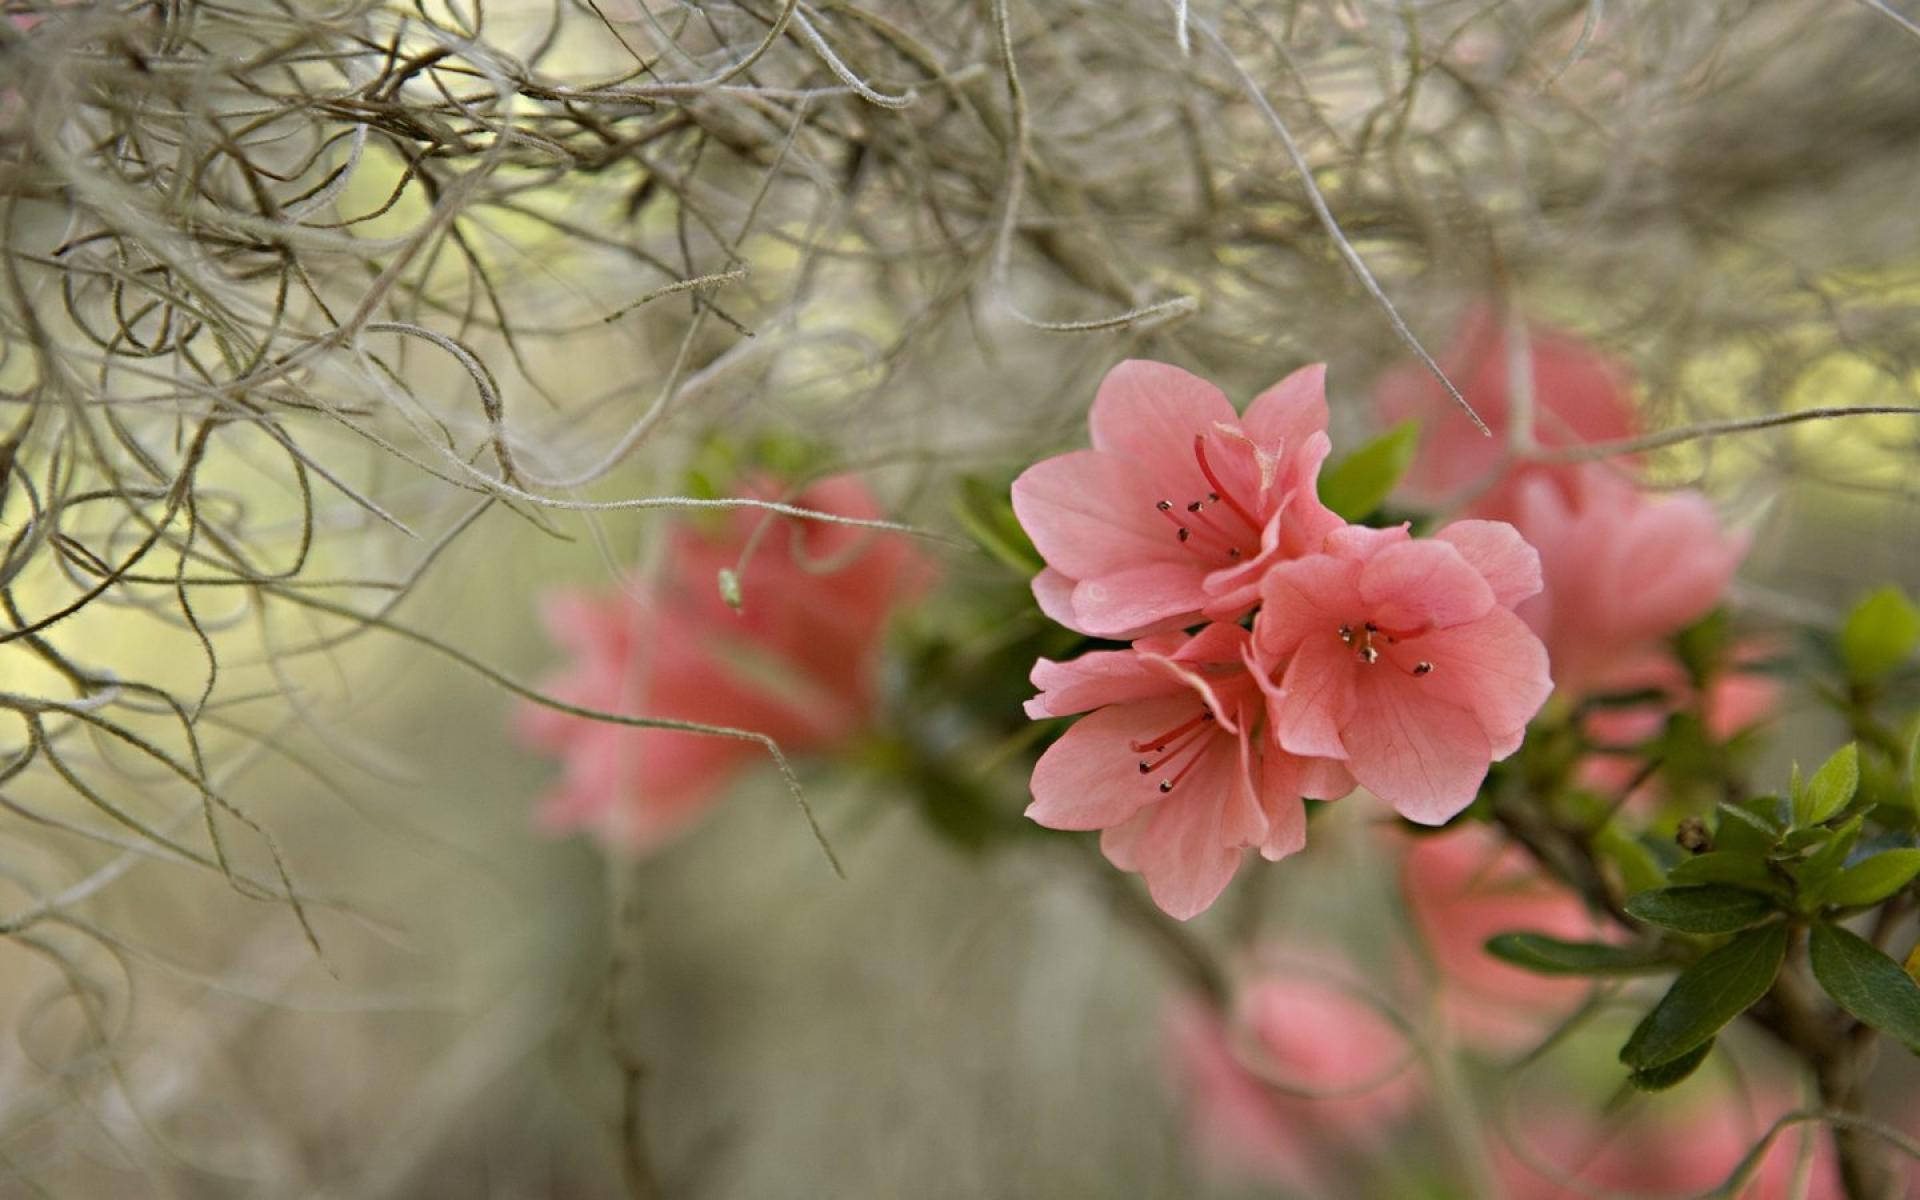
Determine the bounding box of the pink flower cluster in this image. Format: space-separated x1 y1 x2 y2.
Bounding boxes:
517 475 930 852
1379 305 1770 755
1014 362 1553 918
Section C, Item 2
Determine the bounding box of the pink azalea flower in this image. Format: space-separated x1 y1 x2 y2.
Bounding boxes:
517 475 930 852
1011 359 1344 639
1166 959 1418 1190
1500 467 1746 701
1576 640 1781 802
1025 624 1354 919
1375 303 1640 510
1251 520 1554 824
1398 824 1608 1048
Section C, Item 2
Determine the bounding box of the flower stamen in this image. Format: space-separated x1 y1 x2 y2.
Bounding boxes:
1192 436 1262 535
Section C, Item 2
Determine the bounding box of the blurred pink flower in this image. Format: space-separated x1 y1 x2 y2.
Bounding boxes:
517 475 930 852
1376 303 1639 510
1166 962 1418 1189
1011 359 1343 639
1026 624 1353 919
1251 520 1553 824
1500 468 1747 701
1494 1085 1843 1199
1399 824 1606 1047
1577 642 1782 800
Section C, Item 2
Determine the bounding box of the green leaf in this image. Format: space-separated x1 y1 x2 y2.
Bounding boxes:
1796 743 1859 828
1484 933 1669 977
1794 814 1865 904
1821 849 1920 908
1839 585 1920 682
1595 826 1667 896
1318 420 1418 521
1628 1038 1715 1091
1625 885 1777 934
951 477 1041 576
1620 922 1788 1069
1668 852 1785 895
1809 922 1920 1053
1714 800 1783 856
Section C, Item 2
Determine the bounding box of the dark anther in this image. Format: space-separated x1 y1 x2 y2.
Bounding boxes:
1358 646 1379 664
1337 624 1354 643
1156 499 1173 511
1413 661 1433 676
1158 780 1174 793
1138 761 1151 773
1207 492 1219 502
1227 548 1242 559
1177 528 1190 542
1187 500 1204 513
1364 621 1379 633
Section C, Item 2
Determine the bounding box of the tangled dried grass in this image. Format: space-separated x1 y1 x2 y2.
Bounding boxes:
1 0 1918 1192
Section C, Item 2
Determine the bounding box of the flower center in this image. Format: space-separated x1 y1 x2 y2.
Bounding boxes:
1152 435 1262 567
1129 708 1217 793
1337 622 1433 677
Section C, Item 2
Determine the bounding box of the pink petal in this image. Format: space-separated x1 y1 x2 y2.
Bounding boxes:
1332 522 1411 553
1395 608 1552 759
1358 539 1494 632
1027 696 1203 831
1270 634 1357 760
1031 567 1081 630
1171 621 1253 665
1264 749 1357 805
1012 450 1184 580
1342 671 1492 824
1132 738 1255 920
1255 752 1316 861
1100 808 1152 870
1069 563 1213 639
1255 790 1307 861
1253 555 1363 659
1088 359 1239 463
1433 520 1542 608
1027 647 1182 719
1241 362 1330 451
1610 492 1745 641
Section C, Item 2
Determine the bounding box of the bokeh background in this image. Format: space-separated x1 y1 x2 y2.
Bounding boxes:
3 0 1919 1195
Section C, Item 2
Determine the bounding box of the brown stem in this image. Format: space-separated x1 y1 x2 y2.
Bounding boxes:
605 862 665 1200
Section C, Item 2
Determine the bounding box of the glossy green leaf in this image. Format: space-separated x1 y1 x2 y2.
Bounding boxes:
1839 585 1920 683
1796 743 1859 828
1821 849 1920 908
1625 885 1777 934
1628 1037 1715 1091
1318 420 1418 521
1668 852 1784 895
1809 922 1920 1053
1794 814 1865 903
1620 922 1787 1069
1715 800 1783 855
1484 933 1669 977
